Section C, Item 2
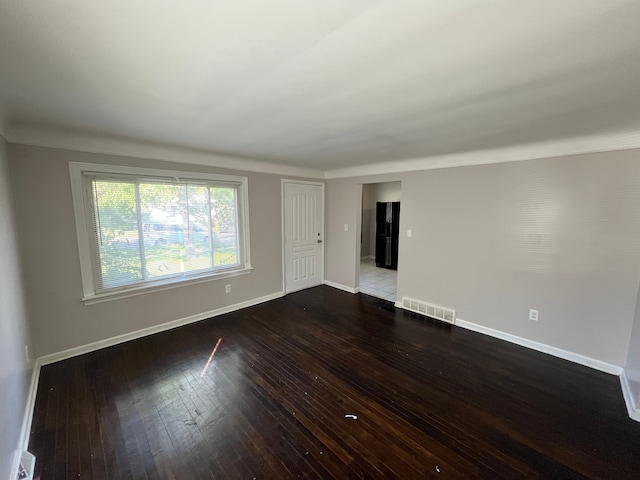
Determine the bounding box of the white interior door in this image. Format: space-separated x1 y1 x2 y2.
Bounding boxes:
283 181 324 293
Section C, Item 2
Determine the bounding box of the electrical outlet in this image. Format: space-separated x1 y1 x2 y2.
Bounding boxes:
343 223 349 231
225 284 231 294
407 229 412 237
529 309 539 321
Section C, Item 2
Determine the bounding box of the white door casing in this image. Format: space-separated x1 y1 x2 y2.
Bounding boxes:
283 181 324 293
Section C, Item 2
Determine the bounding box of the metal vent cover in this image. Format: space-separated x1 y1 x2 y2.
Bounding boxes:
402 297 456 324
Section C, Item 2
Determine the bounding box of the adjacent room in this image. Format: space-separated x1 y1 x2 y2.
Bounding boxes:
1 1 640 479
359 181 401 302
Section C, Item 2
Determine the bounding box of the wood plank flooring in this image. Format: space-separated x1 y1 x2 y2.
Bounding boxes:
29 286 640 479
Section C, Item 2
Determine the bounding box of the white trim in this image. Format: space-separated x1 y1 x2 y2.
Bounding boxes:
38 291 284 366
11 451 35 480
620 370 640 422
325 130 640 179
454 318 623 375
69 161 252 188
69 162 253 301
11 362 41 480
18 292 639 468
69 162 95 297
281 179 325 295
82 266 253 305
19 364 40 451
10 450 21 480
7 125 640 181
280 179 285 294
16 291 285 466
8 123 324 179
324 280 359 294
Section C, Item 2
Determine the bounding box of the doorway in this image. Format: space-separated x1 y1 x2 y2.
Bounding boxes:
359 182 401 302
282 180 324 294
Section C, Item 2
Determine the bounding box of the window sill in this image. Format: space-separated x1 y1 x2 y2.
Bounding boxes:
81 266 253 305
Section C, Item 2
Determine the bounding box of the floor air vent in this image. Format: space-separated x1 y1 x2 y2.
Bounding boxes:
401 297 456 324
15 451 35 480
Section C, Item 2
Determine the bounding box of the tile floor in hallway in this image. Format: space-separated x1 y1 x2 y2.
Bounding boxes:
359 258 397 302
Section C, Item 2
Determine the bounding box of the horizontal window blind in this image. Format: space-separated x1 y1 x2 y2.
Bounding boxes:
85 174 242 293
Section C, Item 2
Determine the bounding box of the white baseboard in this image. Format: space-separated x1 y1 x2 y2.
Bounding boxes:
38 291 284 366
19 291 286 460
10 450 35 480
620 370 640 422
10 449 21 480
19 364 40 451
324 280 359 294
11 363 40 480
455 318 623 376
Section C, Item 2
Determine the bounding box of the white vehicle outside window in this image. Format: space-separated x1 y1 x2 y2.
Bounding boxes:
69 162 251 303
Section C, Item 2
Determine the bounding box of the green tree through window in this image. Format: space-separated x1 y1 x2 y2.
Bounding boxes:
91 178 240 290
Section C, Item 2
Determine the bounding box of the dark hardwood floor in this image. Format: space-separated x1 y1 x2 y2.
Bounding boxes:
29 286 640 479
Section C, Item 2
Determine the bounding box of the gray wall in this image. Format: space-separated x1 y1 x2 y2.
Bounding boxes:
326 149 640 366
626 286 640 405
0 136 32 479
9 143 299 358
361 185 373 258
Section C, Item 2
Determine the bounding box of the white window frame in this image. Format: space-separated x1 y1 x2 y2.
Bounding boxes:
69 162 252 305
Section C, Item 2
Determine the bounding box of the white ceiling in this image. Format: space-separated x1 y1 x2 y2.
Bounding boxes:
1 0 639 175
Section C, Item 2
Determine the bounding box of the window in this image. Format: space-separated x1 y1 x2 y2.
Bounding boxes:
70 163 251 303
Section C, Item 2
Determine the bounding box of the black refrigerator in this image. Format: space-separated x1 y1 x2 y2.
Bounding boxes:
375 201 400 270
